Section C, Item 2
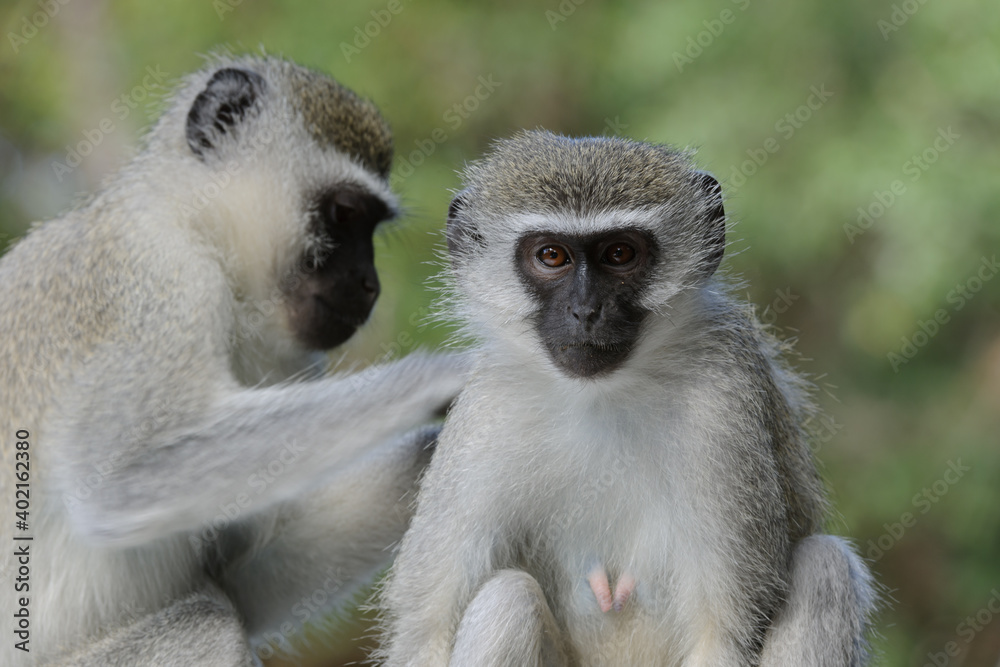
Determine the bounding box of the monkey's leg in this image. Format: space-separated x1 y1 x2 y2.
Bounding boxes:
53 584 256 667
221 426 439 640
451 570 569 667
758 534 876 667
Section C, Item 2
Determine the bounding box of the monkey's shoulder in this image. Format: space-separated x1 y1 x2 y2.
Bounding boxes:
669 294 811 412
0 209 233 407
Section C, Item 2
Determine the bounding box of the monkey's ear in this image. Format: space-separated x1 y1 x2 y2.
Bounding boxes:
445 191 485 257
186 68 266 159
694 171 725 276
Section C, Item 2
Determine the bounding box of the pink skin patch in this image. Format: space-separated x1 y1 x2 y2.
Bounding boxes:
588 565 635 613
612 572 635 612
588 565 614 613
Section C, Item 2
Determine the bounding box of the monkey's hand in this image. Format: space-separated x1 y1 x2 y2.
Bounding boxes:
378 349 473 419
587 564 635 613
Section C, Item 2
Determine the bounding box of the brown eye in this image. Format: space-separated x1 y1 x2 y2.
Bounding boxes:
537 245 570 268
603 242 636 266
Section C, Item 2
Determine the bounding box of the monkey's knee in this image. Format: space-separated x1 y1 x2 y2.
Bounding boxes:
56 585 255 667
760 535 876 667
150 586 257 666
788 534 877 620
452 570 568 667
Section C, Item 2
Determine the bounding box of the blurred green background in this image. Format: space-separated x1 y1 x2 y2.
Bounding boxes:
1 0 998 664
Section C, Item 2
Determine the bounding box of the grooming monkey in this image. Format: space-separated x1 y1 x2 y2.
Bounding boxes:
379 131 876 666
0 55 466 665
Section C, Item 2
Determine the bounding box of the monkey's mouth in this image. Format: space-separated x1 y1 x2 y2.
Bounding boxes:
559 341 621 353
313 295 371 327
548 340 631 379
289 294 372 350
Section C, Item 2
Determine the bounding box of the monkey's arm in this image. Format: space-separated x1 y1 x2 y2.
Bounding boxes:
219 425 439 639
758 534 876 667
52 347 466 548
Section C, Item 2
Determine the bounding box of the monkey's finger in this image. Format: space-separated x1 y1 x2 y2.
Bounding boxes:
587 567 614 613
612 572 636 612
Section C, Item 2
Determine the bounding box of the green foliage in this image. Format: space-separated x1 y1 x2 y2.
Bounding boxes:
1 0 998 663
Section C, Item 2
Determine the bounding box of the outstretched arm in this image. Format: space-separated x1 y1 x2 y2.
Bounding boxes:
52 348 467 547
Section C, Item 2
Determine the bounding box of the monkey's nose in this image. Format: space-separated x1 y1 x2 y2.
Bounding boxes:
569 303 602 327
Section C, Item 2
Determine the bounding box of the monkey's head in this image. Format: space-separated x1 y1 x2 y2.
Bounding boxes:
446 130 726 379
150 54 397 352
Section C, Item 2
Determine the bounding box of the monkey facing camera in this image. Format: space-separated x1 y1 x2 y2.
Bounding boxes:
379 130 876 666
0 54 466 665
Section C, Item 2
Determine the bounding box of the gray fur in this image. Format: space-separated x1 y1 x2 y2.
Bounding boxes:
378 131 875 666
52 584 256 667
0 55 464 665
286 64 394 178
759 535 878 666
451 570 568 667
460 131 696 215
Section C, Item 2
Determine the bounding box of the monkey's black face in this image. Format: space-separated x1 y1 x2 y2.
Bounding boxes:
515 229 656 378
284 187 392 350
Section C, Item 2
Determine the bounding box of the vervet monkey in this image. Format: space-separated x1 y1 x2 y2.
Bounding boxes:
379 131 876 666
0 54 466 665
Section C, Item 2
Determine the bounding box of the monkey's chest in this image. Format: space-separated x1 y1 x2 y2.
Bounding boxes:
498 390 743 663
537 487 695 665
525 432 709 664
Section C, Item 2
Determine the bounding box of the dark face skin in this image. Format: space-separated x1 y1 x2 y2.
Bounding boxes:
284 185 392 350
515 228 657 378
